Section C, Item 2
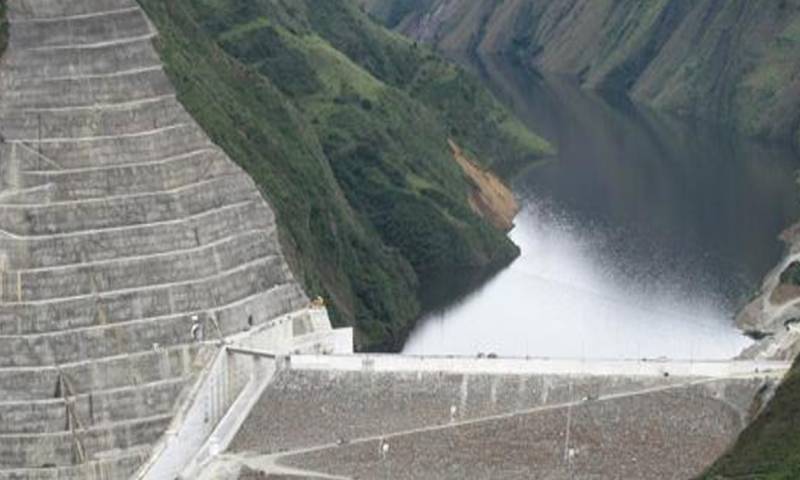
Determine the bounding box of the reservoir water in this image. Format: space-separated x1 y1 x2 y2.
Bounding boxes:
403 55 800 359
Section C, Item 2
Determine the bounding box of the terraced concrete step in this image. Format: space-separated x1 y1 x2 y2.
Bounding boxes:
0 414 171 468
14 151 239 202
9 8 150 51
11 231 277 301
0 345 203 401
0 289 305 370
0 174 259 237
7 0 138 22
0 376 190 434
2 251 289 310
0 97 190 141
0 182 53 204
23 124 212 170
0 444 150 480
0 264 295 367
2 68 172 110
0 200 273 271
0 267 299 340
0 317 198 368
0 38 160 80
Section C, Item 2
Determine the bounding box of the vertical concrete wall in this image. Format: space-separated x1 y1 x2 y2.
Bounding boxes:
135 348 272 480
137 308 352 480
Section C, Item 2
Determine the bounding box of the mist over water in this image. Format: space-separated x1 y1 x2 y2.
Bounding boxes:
403 56 800 359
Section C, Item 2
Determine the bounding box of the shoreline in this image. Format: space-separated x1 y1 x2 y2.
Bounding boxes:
737 222 800 360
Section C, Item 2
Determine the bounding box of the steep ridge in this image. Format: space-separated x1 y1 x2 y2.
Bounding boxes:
135 0 552 351
362 0 800 149
0 0 309 477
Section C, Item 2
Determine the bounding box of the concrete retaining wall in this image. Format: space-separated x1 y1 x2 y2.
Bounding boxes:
289 354 790 378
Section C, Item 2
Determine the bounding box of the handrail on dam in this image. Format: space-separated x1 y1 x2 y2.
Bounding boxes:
286 353 792 378
226 345 277 358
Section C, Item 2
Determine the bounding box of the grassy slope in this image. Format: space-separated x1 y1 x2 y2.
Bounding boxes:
136 0 550 350
700 359 800 479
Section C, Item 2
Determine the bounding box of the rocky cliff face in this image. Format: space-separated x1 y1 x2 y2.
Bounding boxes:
362 0 800 148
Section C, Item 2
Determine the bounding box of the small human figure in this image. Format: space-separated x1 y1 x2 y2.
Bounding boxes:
190 315 203 341
379 438 389 460
450 405 458 423
567 447 577 459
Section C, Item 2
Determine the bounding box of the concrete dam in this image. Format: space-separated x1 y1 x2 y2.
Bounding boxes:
0 1 791 479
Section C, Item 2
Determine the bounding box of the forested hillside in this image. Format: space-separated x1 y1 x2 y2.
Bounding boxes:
136 0 550 350
362 0 800 149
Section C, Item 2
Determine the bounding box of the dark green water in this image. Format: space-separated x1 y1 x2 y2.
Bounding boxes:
404 55 800 359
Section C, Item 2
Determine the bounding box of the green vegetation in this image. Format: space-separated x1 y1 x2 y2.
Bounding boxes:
136 0 550 351
363 0 800 149
779 261 800 286
700 358 800 479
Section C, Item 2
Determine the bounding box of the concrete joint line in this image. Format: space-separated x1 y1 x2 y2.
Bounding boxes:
13 141 63 170
0 344 200 374
12 123 190 145
22 147 220 176
29 65 164 83
23 33 157 52
0 376 191 407
11 6 143 23
0 281 291 341
12 94 177 113
18 227 275 274
0 198 257 240
0 413 175 439
5 254 280 306
0 172 246 209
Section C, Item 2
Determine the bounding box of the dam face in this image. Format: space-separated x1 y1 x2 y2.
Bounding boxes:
207 356 787 480
0 1 314 477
